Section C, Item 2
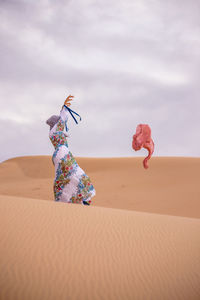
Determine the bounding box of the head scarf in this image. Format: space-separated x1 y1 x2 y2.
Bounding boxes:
46 115 60 130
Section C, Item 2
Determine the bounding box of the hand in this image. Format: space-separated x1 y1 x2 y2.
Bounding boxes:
64 95 74 107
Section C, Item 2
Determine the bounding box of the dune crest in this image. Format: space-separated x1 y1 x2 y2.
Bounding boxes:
0 156 200 218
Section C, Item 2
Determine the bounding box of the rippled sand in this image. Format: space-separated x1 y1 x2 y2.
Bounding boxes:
0 156 200 299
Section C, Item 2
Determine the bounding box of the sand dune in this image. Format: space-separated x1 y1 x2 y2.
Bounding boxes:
0 155 200 299
1 194 200 300
0 156 200 218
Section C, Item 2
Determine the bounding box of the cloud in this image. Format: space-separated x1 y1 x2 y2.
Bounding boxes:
0 0 200 162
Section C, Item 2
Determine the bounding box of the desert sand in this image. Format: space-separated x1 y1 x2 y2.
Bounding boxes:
0 156 200 299
0 155 200 218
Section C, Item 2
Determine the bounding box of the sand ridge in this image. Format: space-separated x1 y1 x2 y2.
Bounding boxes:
0 156 200 218
1 194 200 300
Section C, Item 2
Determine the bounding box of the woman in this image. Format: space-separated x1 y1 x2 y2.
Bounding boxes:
46 95 95 205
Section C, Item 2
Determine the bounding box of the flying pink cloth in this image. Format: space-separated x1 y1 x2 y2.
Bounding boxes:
132 124 154 169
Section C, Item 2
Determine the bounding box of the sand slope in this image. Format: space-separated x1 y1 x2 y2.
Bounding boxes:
0 195 200 300
0 156 200 218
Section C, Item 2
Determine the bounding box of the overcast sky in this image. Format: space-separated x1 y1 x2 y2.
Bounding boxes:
0 0 200 162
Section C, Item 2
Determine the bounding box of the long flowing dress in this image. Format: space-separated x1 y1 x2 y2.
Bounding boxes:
49 106 96 204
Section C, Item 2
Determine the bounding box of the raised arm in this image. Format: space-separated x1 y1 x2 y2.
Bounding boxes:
60 95 74 122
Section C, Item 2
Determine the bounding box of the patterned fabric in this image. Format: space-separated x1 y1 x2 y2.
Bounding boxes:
49 107 95 204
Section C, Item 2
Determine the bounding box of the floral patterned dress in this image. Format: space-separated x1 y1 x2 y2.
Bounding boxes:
49 106 96 204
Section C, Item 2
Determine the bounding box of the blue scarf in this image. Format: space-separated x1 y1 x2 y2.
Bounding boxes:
64 105 82 131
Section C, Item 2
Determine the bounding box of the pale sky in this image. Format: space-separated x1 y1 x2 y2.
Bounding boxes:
0 0 200 162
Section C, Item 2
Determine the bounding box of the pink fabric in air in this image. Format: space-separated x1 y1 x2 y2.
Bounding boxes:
132 124 154 169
